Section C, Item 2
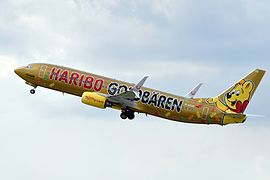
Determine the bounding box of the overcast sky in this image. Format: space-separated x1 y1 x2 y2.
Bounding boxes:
0 0 270 180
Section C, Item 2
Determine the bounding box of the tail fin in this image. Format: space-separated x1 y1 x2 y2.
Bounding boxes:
208 69 265 114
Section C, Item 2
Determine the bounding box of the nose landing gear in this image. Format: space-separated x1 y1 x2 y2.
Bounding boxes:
30 88 36 94
25 82 37 94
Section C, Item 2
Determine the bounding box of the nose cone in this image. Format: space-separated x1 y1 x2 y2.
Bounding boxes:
14 67 24 78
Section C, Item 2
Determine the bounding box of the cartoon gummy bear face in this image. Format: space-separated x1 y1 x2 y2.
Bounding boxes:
225 80 253 113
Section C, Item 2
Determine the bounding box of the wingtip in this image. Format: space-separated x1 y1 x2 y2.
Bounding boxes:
253 68 265 73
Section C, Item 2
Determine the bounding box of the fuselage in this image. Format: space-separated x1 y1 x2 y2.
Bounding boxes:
15 63 228 125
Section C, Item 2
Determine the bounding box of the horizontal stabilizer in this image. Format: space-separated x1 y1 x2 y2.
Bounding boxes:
223 113 247 125
225 113 246 118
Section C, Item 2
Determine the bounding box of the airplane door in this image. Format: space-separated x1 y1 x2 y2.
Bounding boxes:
202 107 209 120
37 65 48 85
39 65 47 78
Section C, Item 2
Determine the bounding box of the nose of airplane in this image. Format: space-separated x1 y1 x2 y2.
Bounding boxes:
14 67 24 77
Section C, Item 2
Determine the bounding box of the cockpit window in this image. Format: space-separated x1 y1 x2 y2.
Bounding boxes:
26 65 33 69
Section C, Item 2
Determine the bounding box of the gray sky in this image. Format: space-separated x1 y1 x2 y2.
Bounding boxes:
0 0 270 180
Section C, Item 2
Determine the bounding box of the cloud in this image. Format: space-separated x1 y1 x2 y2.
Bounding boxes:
0 113 270 180
0 55 18 79
87 59 221 80
253 155 270 180
1 0 270 65
0 1 270 180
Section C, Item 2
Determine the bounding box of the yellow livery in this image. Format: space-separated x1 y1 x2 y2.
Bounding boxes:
14 63 265 126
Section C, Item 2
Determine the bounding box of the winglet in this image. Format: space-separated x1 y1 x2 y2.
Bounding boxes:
132 76 148 92
185 83 203 99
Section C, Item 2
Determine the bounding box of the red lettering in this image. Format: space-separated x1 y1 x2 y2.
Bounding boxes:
79 74 85 87
69 72 79 85
94 79 104 92
50 67 61 80
84 76 94 89
59 70 69 84
49 69 105 92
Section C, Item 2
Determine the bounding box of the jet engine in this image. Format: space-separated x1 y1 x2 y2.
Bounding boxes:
82 92 111 109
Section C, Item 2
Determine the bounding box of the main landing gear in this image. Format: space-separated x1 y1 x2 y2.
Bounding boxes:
120 110 135 120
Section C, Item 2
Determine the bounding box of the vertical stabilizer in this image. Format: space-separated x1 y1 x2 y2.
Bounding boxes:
207 69 265 114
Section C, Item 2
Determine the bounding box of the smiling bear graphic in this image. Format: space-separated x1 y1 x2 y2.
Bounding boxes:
206 69 265 115
207 79 254 114
225 80 253 113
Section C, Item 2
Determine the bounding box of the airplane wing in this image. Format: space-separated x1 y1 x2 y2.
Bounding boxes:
185 83 203 98
107 76 148 109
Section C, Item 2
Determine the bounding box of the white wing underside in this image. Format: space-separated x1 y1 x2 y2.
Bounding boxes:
107 91 137 108
107 76 148 109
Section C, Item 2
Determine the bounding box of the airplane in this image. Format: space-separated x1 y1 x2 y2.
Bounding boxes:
14 63 265 126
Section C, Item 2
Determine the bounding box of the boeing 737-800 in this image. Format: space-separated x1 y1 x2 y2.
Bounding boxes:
14 63 265 125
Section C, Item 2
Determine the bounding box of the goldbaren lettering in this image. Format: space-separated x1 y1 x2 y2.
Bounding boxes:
108 82 183 113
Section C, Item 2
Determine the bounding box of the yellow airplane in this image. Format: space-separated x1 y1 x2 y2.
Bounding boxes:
14 63 265 125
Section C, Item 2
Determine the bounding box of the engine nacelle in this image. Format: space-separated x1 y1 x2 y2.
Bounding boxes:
82 92 110 109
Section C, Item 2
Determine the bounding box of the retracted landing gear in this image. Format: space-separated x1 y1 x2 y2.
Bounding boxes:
120 110 135 120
